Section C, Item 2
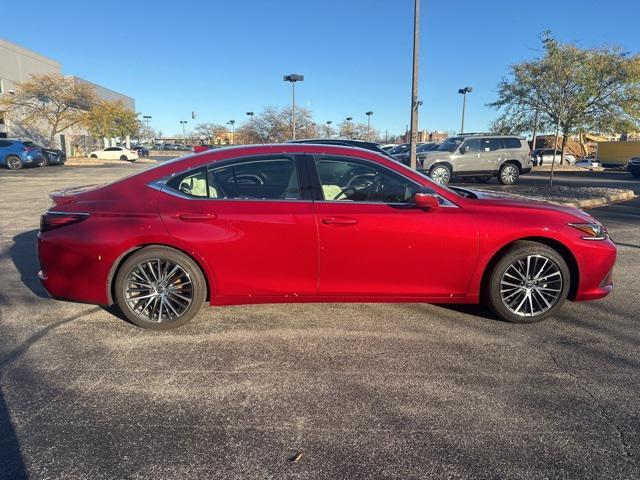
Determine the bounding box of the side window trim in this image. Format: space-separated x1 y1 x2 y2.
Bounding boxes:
158 154 311 202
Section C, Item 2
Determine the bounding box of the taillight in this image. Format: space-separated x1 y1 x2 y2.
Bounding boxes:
40 212 89 232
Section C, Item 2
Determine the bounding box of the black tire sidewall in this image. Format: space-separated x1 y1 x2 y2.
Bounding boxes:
486 241 570 324
114 247 207 330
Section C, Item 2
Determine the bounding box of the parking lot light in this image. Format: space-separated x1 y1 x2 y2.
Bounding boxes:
283 74 304 140
458 87 473 134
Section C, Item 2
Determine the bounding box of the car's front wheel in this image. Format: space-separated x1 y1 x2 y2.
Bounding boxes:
498 163 520 185
36 156 48 167
114 247 207 330
429 164 452 185
485 241 570 323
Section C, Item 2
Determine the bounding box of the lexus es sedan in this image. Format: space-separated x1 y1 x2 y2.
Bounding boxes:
37 144 616 330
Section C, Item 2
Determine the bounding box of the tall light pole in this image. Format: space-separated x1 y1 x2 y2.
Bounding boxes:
345 117 353 138
143 115 152 129
365 111 373 140
227 120 235 144
326 120 333 138
458 87 473 134
179 120 187 140
409 0 420 169
283 74 304 140
246 111 254 120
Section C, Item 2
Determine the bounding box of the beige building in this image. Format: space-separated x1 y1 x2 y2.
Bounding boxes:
0 39 135 155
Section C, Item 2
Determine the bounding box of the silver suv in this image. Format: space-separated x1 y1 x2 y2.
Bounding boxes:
420 134 532 185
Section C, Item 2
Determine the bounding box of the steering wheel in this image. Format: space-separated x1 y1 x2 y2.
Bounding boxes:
334 174 382 200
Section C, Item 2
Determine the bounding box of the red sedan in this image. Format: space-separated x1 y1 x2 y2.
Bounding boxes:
38 144 616 330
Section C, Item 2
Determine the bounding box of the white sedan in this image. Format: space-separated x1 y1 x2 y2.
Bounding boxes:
533 149 576 166
89 147 139 162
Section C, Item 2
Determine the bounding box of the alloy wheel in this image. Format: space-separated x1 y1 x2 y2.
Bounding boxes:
430 166 450 184
124 259 193 323
500 165 518 184
7 157 22 170
499 254 563 317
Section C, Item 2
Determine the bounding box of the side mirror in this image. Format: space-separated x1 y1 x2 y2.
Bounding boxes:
460 145 470 154
414 192 440 210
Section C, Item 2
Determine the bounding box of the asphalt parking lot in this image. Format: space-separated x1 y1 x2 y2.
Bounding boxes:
1 164 639 479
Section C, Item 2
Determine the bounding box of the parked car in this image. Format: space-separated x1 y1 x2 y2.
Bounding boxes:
0 138 47 170
628 157 640 178
38 143 616 330
379 144 398 152
22 141 66 166
287 138 394 159
387 143 410 155
89 147 139 162
393 142 438 166
132 145 150 156
574 158 602 169
420 134 533 185
532 149 576 166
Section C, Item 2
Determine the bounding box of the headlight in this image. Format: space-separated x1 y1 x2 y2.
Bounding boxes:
568 222 609 240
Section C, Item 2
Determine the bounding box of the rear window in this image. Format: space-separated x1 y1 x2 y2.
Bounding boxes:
503 138 522 149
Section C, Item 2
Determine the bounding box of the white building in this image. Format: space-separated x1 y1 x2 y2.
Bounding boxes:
0 38 135 155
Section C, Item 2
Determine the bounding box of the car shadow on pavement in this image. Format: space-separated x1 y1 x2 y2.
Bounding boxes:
10 230 48 299
0 379 28 479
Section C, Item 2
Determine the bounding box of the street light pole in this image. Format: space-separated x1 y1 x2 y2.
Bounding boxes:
227 120 235 144
346 117 353 139
179 120 187 139
326 121 332 138
409 0 420 169
283 74 304 140
365 111 373 140
458 87 473 134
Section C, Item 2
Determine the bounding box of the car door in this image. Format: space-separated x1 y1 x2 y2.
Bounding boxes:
479 138 503 172
158 155 318 297
457 138 482 173
310 155 478 297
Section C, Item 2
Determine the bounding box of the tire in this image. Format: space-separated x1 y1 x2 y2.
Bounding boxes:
114 247 207 330
498 163 520 185
5 156 23 170
36 156 48 167
484 241 570 324
429 164 452 185
120 155 128 161
90 154 98 158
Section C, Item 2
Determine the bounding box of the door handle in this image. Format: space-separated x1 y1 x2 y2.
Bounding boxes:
321 216 358 225
178 213 217 222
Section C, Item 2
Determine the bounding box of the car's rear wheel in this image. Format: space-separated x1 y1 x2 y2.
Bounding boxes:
429 164 451 185
114 247 207 330
498 163 520 185
6 156 23 170
36 156 48 167
120 155 128 161
90 154 98 158
485 241 570 323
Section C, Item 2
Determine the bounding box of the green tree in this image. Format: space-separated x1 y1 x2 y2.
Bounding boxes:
490 32 640 179
84 100 140 143
0 73 95 147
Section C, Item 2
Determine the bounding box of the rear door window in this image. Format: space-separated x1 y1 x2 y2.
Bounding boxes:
503 138 522 149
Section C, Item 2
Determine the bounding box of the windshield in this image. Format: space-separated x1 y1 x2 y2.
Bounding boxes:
437 137 463 152
388 144 409 155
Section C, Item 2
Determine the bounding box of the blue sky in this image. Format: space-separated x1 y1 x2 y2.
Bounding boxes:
3 0 638 137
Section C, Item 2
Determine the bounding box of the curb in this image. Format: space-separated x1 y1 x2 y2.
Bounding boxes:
65 157 157 166
559 190 636 209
